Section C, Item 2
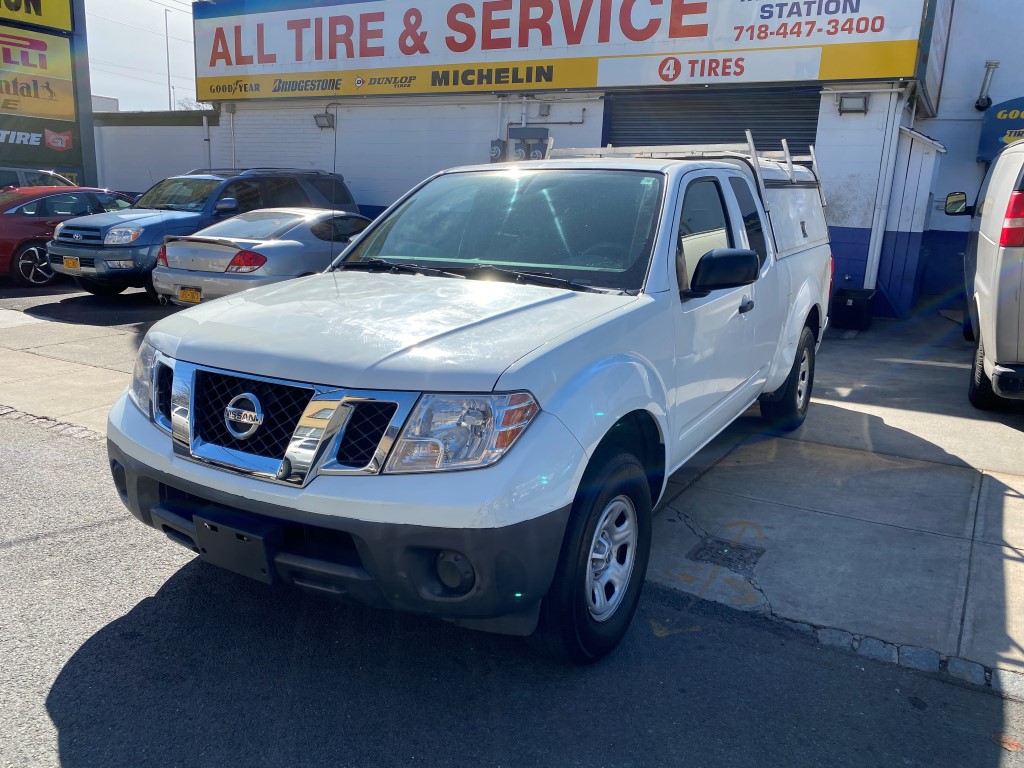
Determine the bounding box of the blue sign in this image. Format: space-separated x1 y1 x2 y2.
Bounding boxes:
979 97 1024 163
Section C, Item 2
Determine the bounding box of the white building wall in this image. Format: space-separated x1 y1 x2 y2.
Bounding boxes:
209 94 605 215
94 125 210 193
813 84 906 291
914 0 1024 299
918 0 1024 226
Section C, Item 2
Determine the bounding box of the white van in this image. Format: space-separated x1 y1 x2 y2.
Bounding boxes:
945 141 1024 407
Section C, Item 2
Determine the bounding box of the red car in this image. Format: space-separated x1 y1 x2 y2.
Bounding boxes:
0 186 134 287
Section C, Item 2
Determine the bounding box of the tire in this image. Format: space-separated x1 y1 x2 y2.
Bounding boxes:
10 242 56 287
529 451 652 664
962 295 976 342
74 277 127 297
968 335 1001 410
761 326 816 432
143 272 159 302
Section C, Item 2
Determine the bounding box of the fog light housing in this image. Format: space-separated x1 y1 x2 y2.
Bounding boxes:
106 260 134 269
436 550 475 593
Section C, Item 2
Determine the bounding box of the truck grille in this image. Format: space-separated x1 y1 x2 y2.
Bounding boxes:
56 226 103 244
194 370 314 459
336 402 398 468
50 253 96 268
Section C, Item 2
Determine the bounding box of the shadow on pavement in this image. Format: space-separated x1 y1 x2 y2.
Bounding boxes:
44 559 1015 768
22 291 179 330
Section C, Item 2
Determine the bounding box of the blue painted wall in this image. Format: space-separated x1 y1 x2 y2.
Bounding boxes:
828 226 966 319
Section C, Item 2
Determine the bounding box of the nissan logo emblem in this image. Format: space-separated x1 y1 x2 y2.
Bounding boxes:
224 393 264 439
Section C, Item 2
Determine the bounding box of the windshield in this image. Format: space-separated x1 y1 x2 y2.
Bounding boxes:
135 178 222 211
343 169 664 292
23 171 73 187
197 210 307 240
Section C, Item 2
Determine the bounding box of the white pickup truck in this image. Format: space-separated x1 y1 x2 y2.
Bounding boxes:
108 143 832 662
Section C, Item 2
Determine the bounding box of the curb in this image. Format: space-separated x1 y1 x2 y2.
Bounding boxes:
0 404 104 442
777 616 1019 699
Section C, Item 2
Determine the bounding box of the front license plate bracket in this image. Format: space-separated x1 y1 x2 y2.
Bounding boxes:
63 256 80 270
194 514 280 584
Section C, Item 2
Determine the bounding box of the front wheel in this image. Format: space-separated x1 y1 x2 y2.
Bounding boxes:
74 277 127 297
761 326 816 432
529 452 652 664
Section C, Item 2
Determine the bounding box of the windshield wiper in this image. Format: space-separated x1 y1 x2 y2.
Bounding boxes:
334 258 465 280
450 265 609 294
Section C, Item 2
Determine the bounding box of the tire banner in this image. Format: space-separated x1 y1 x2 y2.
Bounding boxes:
194 0 928 100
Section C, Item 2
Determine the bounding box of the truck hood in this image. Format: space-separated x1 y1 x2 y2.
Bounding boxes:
65 208 202 232
148 271 638 392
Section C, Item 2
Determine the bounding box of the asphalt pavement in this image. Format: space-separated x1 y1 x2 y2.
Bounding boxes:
2 418 1024 768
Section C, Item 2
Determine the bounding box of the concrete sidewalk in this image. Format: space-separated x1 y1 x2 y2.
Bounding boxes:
650 313 1024 689
3 297 1024 689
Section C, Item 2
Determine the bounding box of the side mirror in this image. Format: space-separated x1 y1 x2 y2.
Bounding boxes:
683 249 760 299
133 193 143 203
215 197 238 213
944 192 973 216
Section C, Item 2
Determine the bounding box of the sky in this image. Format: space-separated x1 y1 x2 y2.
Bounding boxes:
85 0 199 111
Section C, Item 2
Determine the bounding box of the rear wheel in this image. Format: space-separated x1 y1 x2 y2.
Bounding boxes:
74 277 127 297
10 242 56 287
968 335 1001 410
761 326 816 432
529 452 652 664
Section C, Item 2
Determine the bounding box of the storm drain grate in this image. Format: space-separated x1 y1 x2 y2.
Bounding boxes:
687 537 765 576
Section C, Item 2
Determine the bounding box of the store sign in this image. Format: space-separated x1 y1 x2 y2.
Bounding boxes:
0 114 80 164
0 28 75 121
0 0 73 33
194 0 927 100
979 97 1024 163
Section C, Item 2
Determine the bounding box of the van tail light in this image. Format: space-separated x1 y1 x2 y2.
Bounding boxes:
225 250 267 273
156 244 167 267
829 255 834 297
1000 192 1024 247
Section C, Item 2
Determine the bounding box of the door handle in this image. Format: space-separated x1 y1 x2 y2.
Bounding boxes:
739 299 755 315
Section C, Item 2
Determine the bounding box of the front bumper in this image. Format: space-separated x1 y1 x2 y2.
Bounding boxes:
151 267 286 306
48 241 159 283
107 394 585 635
992 364 1024 399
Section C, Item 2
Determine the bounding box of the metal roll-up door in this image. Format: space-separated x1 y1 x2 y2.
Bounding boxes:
606 90 821 154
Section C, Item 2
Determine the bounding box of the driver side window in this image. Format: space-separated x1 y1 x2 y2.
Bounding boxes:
218 181 263 214
676 179 733 291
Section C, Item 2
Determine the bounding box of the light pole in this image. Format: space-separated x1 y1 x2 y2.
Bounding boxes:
163 8 172 110
148 1 175 110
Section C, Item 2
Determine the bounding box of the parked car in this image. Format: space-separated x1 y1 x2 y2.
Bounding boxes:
47 168 359 298
152 208 371 306
0 167 75 189
0 187 134 287
107 145 832 662
945 139 1024 408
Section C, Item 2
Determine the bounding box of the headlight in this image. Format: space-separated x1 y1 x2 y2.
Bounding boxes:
105 226 144 245
384 392 539 473
53 222 65 238
129 341 158 417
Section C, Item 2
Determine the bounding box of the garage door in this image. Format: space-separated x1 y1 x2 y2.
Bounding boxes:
605 90 821 154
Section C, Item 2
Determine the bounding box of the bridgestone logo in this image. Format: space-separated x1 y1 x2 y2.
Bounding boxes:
272 78 342 93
